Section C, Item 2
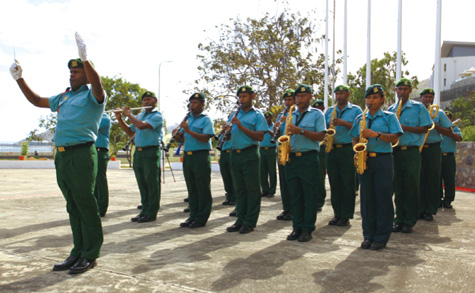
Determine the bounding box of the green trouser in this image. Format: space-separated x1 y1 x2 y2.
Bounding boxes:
317 145 327 208
259 147 277 195
55 143 103 260
327 145 356 218
183 151 212 224
440 152 456 203
94 148 110 215
285 151 319 232
393 147 421 227
230 146 261 227
278 163 290 212
420 144 442 216
219 150 235 201
133 147 161 218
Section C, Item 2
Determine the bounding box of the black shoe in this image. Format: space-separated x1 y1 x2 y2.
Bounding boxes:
328 217 340 225
298 231 313 242
100 213 106 217
401 224 413 233
137 215 156 223
317 207 322 213
276 211 288 220
52 256 79 271
180 218 193 227
184 207 190 213
261 192 268 198
267 193 275 198
369 242 386 250
361 239 372 249
239 225 254 234
222 199 230 205
286 229 301 241
189 221 206 228
282 212 292 221
229 209 237 217
226 223 242 232
184 198 189 202
424 214 433 221
228 201 236 206
337 218 350 226
443 202 453 209
392 222 402 232
131 214 143 222
68 258 97 274
419 213 426 219
137 205 142 210
439 201 444 208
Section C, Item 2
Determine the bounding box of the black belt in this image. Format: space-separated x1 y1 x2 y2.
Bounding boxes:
423 141 441 148
442 152 454 156
57 141 94 152
394 145 418 151
367 152 391 158
96 147 108 152
261 146 276 150
231 145 257 153
136 145 159 151
290 150 318 157
334 143 352 148
184 150 209 155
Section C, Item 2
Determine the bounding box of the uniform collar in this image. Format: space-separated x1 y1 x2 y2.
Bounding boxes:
366 108 384 119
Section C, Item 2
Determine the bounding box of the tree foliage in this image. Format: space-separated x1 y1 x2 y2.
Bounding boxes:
347 51 419 108
446 94 475 141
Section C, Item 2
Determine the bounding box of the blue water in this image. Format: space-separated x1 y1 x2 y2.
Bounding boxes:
0 145 54 153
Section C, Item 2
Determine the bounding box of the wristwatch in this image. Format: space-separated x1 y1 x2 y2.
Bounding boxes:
377 132 381 138
300 129 305 135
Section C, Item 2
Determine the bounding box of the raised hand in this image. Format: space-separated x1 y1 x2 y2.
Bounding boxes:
75 32 88 61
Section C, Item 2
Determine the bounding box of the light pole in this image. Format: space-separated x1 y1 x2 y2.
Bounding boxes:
158 60 172 111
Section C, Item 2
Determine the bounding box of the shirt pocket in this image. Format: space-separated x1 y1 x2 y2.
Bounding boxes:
402 115 418 127
299 119 315 131
241 114 257 129
70 96 88 107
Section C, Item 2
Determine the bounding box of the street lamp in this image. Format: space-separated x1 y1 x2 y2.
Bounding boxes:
158 60 172 111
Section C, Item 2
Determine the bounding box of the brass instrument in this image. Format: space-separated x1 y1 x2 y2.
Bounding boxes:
277 105 295 166
216 105 242 151
270 106 289 144
163 111 192 152
354 108 368 175
325 107 337 153
392 99 403 148
419 104 439 152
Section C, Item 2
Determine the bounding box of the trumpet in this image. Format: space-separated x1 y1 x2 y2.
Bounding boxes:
163 111 192 152
325 107 337 153
105 106 152 113
270 106 289 144
277 105 295 166
419 104 439 152
216 104 242 151
354 108 368 175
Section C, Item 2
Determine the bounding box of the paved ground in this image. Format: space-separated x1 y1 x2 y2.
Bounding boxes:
0 169 474 292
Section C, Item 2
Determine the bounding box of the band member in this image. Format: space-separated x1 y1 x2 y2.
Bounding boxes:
174 93 215 228
275 90 295 221
116 91 163 223
388 78 432 233
260 111 277 198
226 85 268 234
312 99 327 212
325 85 363 226
10 33 104 274
219 127 236 207
350 84 403 250
95 113 111 217
440 111 463 209
419 88 453 220
285 84 326 242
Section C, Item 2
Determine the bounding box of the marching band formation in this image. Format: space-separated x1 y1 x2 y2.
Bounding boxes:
9 33 463 274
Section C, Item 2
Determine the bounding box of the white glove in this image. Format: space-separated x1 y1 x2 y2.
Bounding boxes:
75 32 88 61
10 60 22 81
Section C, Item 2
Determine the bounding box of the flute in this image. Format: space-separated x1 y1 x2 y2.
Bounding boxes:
163 111 192 152
105 106 152 113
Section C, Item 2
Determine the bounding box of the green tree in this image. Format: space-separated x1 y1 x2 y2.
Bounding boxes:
446 94 475 141
26 113 56 143
347 51 419 108
191 10 341 115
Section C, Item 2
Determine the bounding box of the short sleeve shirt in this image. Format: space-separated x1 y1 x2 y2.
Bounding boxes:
260 123 275 148
130 109 163 147
290 106 326 152
325 102 363 144
183 113 215 151
441 126 462 153
388 100 432 147
426 110 453 144
95 113 111 149
229 107 268 149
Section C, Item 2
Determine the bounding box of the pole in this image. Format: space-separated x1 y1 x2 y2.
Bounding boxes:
332 0 336 96
396 0 403 83
434 0 442 105
343 0 348 85
366 0 372 88
324 0 329 109
158 61 172 111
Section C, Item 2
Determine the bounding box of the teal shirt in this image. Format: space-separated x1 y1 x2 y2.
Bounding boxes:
441 126 462 153
426 110 453 144
388 100 432 147
183 113 215 151
130 109 163 147
325 102 363 144
229 107 268 149
95 113 111 149
290 106 326 152
222 140 232 151
260 123 275 148
49 85 105 147
350 109 403 153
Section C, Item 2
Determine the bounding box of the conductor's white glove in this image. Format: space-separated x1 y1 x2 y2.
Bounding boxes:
10 60 22 81
75 32 88 61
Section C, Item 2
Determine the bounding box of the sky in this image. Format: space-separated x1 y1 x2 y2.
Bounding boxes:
0 0 473 143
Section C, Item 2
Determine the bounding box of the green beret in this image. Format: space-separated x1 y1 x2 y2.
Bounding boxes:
312 100 324 107
365 84 384 98
141 91 157 99
237 85 254 95
334 85 349 92
419 88 435 96
444 110 453 118
264 111 273 117
395 78 412 88
189 93 205 102
68 58 94 69
295 84 313 94
282 89 295 99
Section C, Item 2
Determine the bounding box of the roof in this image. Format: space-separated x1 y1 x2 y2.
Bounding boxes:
441 41 475 57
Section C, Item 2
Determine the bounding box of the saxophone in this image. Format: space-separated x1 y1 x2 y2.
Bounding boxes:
277 105 296 166
325 107 337 153
392 99 403 148
354 108 368 175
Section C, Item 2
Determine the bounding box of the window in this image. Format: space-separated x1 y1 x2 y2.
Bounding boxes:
444 64 446 72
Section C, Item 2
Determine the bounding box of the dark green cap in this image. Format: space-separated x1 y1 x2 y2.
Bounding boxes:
395 78 412 88
420 88 435 96
141 91 157 100
295 84 313 94
312 100 324 107
365 84 384 98
282 89 295 99
444 110 453 118
237 85 254 95
189 93 205 101
334 85 349 92
68 58 94 69
264 111 273 117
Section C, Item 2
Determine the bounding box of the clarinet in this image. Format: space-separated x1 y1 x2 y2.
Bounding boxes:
122 134 135 151
216 104 242 151
163 111 191 152
270 106 289 144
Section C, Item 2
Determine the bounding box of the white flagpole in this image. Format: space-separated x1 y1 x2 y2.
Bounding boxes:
434 0 442 105
324 0 329 109
396 0 403 83
366 0 372 88
343 0 348 85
